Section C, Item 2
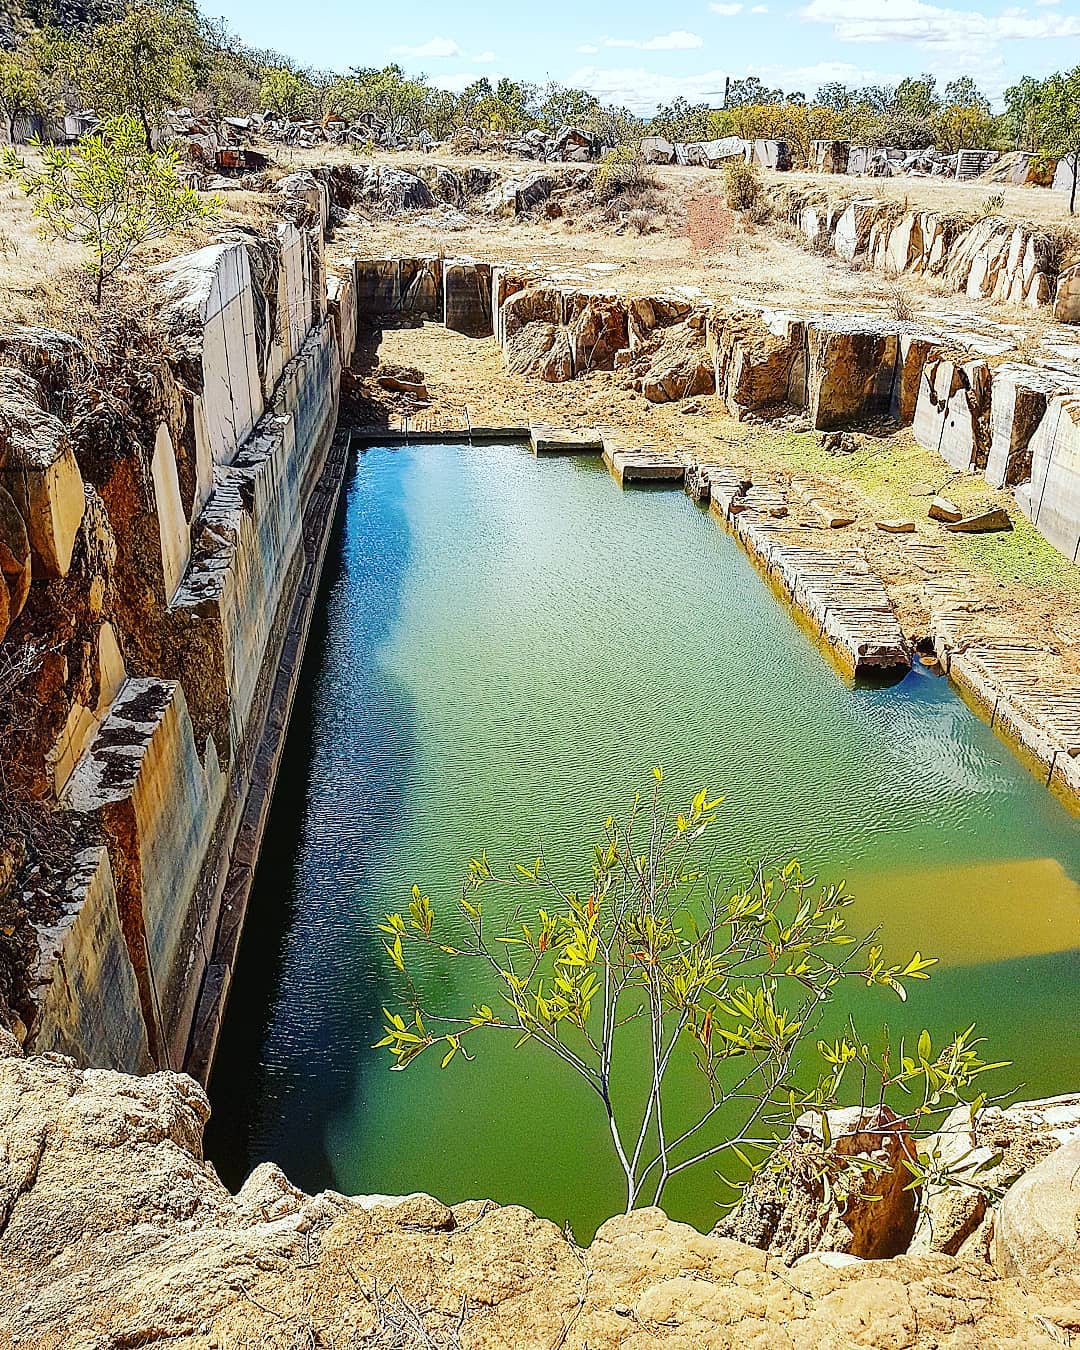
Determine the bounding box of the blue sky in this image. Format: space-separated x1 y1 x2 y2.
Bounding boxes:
208 0 1080 111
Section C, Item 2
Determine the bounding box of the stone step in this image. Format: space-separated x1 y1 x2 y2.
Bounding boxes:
529 424 604 454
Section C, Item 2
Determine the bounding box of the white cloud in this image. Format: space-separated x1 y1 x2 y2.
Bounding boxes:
710 3 744 13
572 64 730 111
800 0 1080 47
601 29 704 49
390 36 462 58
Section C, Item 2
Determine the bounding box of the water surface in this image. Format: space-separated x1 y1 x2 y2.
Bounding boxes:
207 442 1080 1239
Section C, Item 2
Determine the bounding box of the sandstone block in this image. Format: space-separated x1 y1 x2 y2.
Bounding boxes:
994 1137 1080 1277
945 507 1012 533
444 262 493 338
928 496 962 522
807 324 897 430
0 368 85 578
1054 263 1080 323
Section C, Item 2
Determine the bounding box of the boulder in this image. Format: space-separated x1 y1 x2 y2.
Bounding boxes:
0 367 85 578
714 1105 920 1264
356 165 435 212
640 136 675 165
876 519 915 533
484 171 554 216
1054 264 1080 324
994 1138 1080 1277
433 166 464 207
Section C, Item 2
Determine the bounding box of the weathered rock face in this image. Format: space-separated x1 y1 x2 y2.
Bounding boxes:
355 164 435 212
0 180 353 1077
772 186 1080 318
633 321 715 403
445 261 494 338
0 367 86 581
1 1048 1078 1349
1019 393 1080 561
912 1094 1080 1259
715 1105 920 1264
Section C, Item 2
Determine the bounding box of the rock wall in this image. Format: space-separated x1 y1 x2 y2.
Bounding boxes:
0 172 357 1074
772 187 1080 321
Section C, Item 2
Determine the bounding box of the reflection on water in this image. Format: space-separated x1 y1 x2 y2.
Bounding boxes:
207 442 1080 1241
854 857 1080 966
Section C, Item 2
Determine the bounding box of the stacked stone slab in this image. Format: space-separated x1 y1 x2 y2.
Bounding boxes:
13 174 356 1074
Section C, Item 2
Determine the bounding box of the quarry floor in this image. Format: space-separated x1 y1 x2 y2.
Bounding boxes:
349 315 1080 692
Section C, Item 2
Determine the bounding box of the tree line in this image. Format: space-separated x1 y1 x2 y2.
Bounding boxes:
0 0 1077 173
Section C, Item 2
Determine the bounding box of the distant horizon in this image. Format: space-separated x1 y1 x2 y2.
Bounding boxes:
201 0 1080 114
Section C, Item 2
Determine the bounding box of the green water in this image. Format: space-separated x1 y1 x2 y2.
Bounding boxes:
206 441 1080 1240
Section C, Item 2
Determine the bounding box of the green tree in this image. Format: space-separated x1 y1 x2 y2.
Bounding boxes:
0 47 43 144
1025 67 1080 213
72 0 200 149
1 114 217 301
650 95 712 142
539 81 600 132
943 77 990 114
259 65 314 120
377 775 1002 1213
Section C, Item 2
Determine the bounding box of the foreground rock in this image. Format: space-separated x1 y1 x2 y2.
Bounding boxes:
714 1105 920 1263
2 1049 1077 1349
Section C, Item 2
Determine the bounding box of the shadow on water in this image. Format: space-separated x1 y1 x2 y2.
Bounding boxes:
206 450 420 1191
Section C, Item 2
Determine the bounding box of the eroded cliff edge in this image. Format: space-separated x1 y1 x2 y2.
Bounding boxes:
0 1044 1077 1350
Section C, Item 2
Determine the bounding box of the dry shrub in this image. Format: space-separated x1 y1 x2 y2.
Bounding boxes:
628 208 653 235
887 283 914 322
596 141 659 202
723 159 762 211
748 197 774 226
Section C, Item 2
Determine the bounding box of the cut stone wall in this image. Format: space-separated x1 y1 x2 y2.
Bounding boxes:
771 187 1080 318
16 179 353 1074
